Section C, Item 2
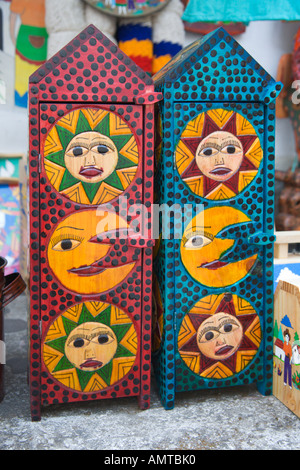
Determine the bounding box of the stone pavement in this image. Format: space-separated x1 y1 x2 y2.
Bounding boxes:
0 293 299 451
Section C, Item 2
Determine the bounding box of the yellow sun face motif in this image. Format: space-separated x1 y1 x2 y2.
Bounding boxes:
196 312 243 361
64 131 119 184
65 322 118 371
42 301 138 393
180 206 258 288
178 293 262 379
43 107 139 205
196 131 244 182
47 209 136 295
175 108 263 201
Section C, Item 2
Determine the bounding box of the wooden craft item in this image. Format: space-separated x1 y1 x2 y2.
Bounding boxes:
273 280 300 418
28 24 161 420
152 27 282 409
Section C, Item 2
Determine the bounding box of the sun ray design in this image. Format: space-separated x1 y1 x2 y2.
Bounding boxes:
43 107 139 205
178 293 262 379
175 109 263 200
42 302 138 393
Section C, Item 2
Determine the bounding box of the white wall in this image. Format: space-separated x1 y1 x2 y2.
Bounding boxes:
0 20 299 170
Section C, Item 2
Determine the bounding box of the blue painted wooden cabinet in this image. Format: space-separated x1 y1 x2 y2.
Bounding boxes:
152 27 282 409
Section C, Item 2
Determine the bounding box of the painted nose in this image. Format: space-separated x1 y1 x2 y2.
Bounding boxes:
84 151 96 166
84 345 96 359
215 152 224 165
216 336 226 346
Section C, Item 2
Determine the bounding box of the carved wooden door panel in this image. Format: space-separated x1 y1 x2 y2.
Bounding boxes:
28 25 160 420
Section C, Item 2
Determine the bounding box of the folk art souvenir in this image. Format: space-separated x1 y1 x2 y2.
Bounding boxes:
273 280 300 418
28 24 162 420
152 27 282 409
28 23 281 418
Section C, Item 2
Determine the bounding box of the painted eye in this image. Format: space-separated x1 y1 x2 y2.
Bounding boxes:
73 338 86 348
199 147 218 157
204 331 215 341
52 238 82 251
184 234 213 249
66 146 89 157
97 334 110 344
219 322 240 334
221 145 241 155
91 144 110 154
90 333 115 345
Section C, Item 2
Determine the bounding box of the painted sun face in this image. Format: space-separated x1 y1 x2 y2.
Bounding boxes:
65 322 118 371
43 107 140 205
181 206 258 288
175 109 263 201
47 210 136 294
178 293 262 379
43 301 138 393
64 131 118 183
196 131 243 182
196 312 243 361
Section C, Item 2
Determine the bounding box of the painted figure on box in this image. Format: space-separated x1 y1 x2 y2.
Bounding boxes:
47 209 137 295
283 329 292 389
44 107 139 205
178 293 262 379
180 206 260 288
175 109 263 201
43 301 138 393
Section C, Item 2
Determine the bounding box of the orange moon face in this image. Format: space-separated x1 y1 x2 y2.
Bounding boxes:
180 206 258 288
47 210 136 294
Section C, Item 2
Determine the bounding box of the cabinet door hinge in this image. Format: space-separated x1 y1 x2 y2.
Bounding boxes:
38 154 42 173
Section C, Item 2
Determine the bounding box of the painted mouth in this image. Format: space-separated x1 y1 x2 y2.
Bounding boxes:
80 359 103 369
199 260 230 270
68 265 106 276
68 260 134 277
79 166 104 178
215 345 234 356
209 167 232 176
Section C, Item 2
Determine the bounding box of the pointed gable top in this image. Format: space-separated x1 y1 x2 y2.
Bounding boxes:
154 27 282 104
29 24 161 105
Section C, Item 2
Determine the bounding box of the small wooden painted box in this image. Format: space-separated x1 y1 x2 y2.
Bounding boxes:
273 280 300 418
152 27 282 409
28 25 161 420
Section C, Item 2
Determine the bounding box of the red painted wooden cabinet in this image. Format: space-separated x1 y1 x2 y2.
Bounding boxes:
28 25 161 420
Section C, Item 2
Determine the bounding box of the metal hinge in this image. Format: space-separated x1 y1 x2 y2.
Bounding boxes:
38 154 42 173
39 320 42 337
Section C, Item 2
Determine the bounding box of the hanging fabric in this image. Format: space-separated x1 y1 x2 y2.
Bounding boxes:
182 0 300 23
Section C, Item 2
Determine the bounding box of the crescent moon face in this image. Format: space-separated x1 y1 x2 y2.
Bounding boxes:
180 206 258 288
47 209 136 295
